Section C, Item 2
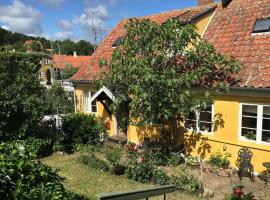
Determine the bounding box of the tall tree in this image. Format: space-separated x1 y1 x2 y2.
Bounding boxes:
75 40 94 56
99 18 240 135
0 52 46 140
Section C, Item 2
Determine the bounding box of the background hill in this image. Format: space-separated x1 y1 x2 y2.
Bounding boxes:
0 28 95 56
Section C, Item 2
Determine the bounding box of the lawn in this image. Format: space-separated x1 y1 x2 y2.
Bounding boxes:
42 153 202 200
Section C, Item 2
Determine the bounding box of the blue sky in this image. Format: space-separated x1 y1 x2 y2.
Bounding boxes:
0 0 201 42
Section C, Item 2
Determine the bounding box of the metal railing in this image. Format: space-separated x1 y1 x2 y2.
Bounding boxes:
97 185 176 200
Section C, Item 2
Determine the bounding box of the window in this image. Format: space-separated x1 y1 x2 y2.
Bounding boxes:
240 104 270 144
185 104 214 133
252 18 270 33
83 91 97 113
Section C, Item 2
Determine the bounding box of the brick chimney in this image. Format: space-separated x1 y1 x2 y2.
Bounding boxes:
198 0 214 6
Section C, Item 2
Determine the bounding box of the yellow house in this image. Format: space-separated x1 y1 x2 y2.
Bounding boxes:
71 0 270 174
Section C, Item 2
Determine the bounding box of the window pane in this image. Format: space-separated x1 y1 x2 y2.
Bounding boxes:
200 122 212 132
263 106 270 118
186 112 196 120
242 105 257 117
84 91 89 111
242 117 257 129
185 112 196 130
262 131 270 143
263 118 270 131
200 112 212 122
91 99 97 113
241 128 256 140
186 119 196 129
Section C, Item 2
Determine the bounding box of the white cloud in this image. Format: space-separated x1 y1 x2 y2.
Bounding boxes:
54 31 73 40
37 0 66 8
1 25 10 31
73 4 108 29
57 19 73 31
0 0 42 35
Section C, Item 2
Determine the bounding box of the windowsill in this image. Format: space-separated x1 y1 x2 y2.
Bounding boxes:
185 128 213 135
239 137 270 146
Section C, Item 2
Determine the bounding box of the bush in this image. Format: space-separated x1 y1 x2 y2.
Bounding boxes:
167 152 185 166
209 151 231 168
105 146 123 166
170 166 200 192
126 162 155 183
5 138 53 159
62 113 106 149
78 154 109 172
152 169 169 185
0 142 87 200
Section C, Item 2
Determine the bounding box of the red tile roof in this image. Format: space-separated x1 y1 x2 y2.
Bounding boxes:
72 0 270 89
71 3 217 82
53 55 91 70
203 0 270 88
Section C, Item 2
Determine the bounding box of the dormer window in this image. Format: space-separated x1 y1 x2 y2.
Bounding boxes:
112 37 124 48
252 18 270 33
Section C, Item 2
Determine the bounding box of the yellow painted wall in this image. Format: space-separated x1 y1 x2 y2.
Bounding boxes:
74 83 116 136
183 95 270 174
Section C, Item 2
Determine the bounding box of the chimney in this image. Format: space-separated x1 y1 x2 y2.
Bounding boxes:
198 0 214 6
73 51 77 57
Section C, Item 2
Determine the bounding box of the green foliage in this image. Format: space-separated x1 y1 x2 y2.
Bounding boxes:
45 82 74 115
126 162 155 183
167 152 185 166
224 193 256 200
30 41 42 52
75 40 94 56
0 142 87 200
152 169 169 185
78 154 109 172
98 18 240 130
105 146 123 166
62 113 106 152
0 52 47 140
170 166 200 192
61 64 78 80
209 151 231 168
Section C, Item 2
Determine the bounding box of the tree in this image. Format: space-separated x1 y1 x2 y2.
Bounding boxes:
61 64 78 80
60 39 75 55
99 18 240 136
0 52 47 140
30 40 42 52
45 82 74 115
75 40 94 55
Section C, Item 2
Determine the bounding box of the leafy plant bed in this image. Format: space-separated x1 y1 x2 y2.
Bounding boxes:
203 161 237 177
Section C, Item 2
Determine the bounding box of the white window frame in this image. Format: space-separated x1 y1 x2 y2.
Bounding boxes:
239 103 270 145
185 104 214 134
83 90 98 113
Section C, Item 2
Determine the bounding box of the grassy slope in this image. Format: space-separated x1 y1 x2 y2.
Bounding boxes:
42 153 201 200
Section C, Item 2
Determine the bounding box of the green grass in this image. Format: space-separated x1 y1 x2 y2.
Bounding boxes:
42 153 201 200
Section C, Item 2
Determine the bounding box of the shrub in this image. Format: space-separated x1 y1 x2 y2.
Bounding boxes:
24 137 54 158
62 113 106 152
152 169 169 185
78 154 109 172
105 146 123 166
0 142 87 200
209 151 231 168
62 113 106 147
170 166 200 192
167 152 185 166
126 162 155 183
